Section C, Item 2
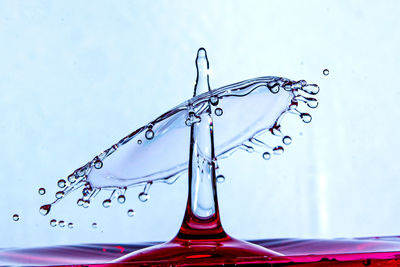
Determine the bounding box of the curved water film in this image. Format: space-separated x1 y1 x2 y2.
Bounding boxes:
40 50 319 216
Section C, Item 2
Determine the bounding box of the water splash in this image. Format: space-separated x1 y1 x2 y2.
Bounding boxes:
40 52 319 216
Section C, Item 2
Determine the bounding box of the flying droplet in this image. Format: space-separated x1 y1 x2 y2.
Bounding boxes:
273 146 284 155
323 69 329 76
300 113 312 123
38 188 46 195
216 175 225 183
138 192 149 202
68 222 74 229
55 191 65 199
57 179 66 188
282 136 292 145
145 129 154 140
262 152 271 160
50 219 57 227
137 139 142 144
83 200 90 208
92 222 98 228
67 175 76 183
127 209 135 217
12 214 19 221
117 195 126 204
215 108 223 116
94 160 103 169
39 204 51 216
59 220 65 228
210 96 219 106
77 198 84 206
102 199 111 208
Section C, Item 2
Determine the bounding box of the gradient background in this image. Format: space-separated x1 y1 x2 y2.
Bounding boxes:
1 0 400 248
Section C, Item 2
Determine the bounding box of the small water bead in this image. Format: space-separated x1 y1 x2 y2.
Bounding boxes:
50 219 57 227
67 174 76 183
57 179 66 188
38 188 46 195
94 160 103 169
39 204 51 216
145 129 154 140
262 152 271 160
127 209 135 217
117 195 126 204
282 136 292 145
216 175 225 183
323 69 329 76
68 222 74 229
59 220 65 228
12 214 19 221
214 108 223 116
209 96 219 106
102 199 112 208
137 139 142 145
301 84 320 95
300 113 312 123
92 222 98 228
267 81 279 93
83 200 90 208
138 192 149 202
55 191 65 199
273 146 284 155
77 198 84 206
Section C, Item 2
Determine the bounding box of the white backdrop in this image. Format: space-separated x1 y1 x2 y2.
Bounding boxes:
1 0 400 248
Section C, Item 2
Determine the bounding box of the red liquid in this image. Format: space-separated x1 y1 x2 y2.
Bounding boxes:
2 237 400 266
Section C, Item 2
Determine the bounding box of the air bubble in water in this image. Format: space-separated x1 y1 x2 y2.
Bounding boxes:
59 220 65 228
138 192 149 202
117 195 126 204
145 129 154 140
68 222 74 229
300 113 312 123
55 191 65 199
273 146 284 155
262 152 271 160
39 204 51 216
57 179 66 188
127 209 135 217
50 219 57 227
216 175 225 183
137 139 142 144
215 108 223 116
282 136 292 145
12 214 19 221
38 188 46 195
94 160 103 169
210 96 219 106
102 199 112 208
92 222 98 228
323 69 329 76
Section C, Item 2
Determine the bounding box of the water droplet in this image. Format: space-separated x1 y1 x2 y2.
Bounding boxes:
77 198 84 206
68 222 74 229
38 188 46 195
117 195 126 204
59 220 65 228
145 129 154 140
127 209 135 217
50 219 57 227
94 160 103 169
67 175 76 183
102 199 111 208
83 200 90 208
300 113 312 123
262 152 271 160
301 84 320 95
215 108 223 116
39 204 51 216
209 96 219 106
267 81 279 93
282 136 292 145
138 192 149 202
55 191 65 199
216 175 225 183
137 139 142 144
12 214 19 221
57 179 66 188
323 69 329 76
273 146 284 155
92 222 98 228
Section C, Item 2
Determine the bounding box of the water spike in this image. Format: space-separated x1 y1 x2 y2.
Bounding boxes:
138 182 152 202
39 204 51 216
194 48 211 96
239 144 255 153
